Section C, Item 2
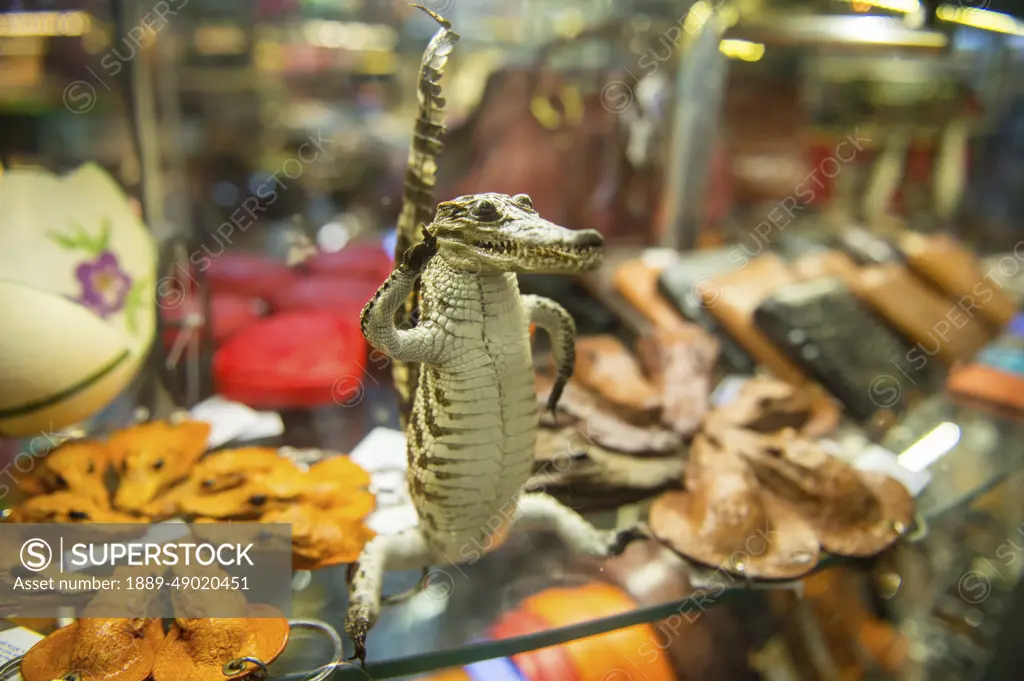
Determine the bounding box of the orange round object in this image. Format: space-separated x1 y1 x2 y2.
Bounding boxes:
521 583 676 681
417 669 474 681
490 609 580 681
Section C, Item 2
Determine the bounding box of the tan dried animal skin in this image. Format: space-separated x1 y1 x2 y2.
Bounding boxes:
535 374 682 455
723 428 913 557
635 325 720 437
703 376 840 439
650 435 820 580
573 335 661 424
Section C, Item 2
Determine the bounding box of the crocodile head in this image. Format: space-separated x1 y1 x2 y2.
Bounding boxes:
429 192 603 274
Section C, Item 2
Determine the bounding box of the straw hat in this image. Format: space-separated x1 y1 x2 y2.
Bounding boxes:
724 428 914 557
20 618 165 681
152 605 289 681
650 436 820 580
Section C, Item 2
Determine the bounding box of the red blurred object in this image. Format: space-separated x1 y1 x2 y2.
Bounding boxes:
162 294 264 347
213 311 366 409
490 610 581 681
206 253 296 299
266 275 381 323
302 243 392 282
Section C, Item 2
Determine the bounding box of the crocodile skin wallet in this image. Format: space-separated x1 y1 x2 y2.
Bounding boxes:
657 250 756 374
701 253 807 384
753 277 929 421
898 232 1016 331
793 250 991 367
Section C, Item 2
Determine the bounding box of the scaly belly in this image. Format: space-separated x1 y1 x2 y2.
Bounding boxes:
406 344 537 557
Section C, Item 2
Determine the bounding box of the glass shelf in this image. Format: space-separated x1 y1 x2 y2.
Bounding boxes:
3 375 1020 681
258 392 1024 680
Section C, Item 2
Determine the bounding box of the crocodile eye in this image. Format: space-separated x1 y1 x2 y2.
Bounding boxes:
69 510 90 521
54 473 68 488
152 459 164 471
249 494 268 507
471 200 499 221
513 194 533 210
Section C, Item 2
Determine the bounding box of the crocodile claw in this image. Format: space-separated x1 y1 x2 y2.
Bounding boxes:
608 525 648 557
345 614 370 668
347 633 368 668
546 380 565 418
401 229 438 273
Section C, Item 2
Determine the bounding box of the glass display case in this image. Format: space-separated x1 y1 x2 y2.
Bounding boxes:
3 1 1024 681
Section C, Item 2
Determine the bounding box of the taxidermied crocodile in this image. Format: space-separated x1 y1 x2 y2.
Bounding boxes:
349 191 634 663
391 4 458 428
345 14 638 665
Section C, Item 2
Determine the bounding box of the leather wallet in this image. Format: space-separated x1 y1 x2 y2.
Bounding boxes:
753 277 928 421
851 262 991 367
791 250 864 290
700 253 807 384
657 249 756 374
612 258 696 336
794 250 989 367
898 231 1016 331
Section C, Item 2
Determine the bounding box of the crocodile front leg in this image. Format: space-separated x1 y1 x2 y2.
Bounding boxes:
346 529 436 666
361 235 451 365
522 295 575 416
511 492 643 556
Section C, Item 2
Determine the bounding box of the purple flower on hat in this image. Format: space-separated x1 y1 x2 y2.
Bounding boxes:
75 251 133 318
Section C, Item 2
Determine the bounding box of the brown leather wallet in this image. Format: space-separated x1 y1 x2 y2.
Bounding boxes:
612 258 694 336
899 232 1016 331
947 364 1024 415
793 251 990 366
699 253 807 384
791 250 863 290
852 262 990 366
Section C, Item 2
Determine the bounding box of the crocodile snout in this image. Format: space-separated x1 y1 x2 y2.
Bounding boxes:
573 230 604 249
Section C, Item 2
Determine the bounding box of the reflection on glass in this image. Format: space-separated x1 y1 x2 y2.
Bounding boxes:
898 422 962 472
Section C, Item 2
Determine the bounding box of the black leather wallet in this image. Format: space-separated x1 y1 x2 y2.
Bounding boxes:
753 277 934 421
657 250 756 374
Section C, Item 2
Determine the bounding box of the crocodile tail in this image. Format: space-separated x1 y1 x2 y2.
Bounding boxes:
393 6 460 427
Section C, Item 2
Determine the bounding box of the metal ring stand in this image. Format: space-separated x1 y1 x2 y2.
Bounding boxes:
222 619 347 681
224 656 271 680
906 512 930 543
0 656 21 680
